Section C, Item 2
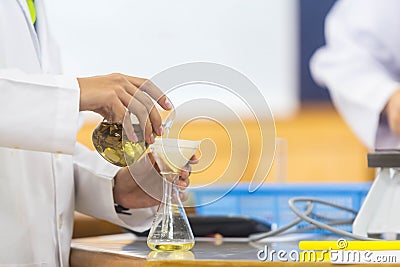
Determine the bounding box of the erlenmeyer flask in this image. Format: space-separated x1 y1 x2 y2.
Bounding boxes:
147 138 200 251
147 172 195 251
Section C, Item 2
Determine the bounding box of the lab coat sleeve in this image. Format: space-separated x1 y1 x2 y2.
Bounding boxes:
0 68 80 154
73 143 156 233
310 0 400 149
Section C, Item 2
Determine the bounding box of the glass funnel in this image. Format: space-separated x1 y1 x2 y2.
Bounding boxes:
147 138 200 251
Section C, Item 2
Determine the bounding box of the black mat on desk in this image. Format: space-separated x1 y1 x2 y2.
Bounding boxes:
127 215 271 237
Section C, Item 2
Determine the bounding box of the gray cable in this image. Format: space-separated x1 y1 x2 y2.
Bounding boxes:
249 196 379 242
308 211 347 221
250 219 353 242
248 219 355 250
288 197 377 240
283 219 354 235
248 201 314 241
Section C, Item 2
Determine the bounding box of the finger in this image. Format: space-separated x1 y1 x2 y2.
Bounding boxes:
179 169 190 180
123 75 147 88
110 98 127 124
189 155 199 164
117 89 153 143
122 111 138 142
131 89 163 136
128 98 154 144
121 81 163 136
125 75 172 110
140 81 172 111
176 178 189 189
117 90 144 128
118 76 140 97
189 158 199 165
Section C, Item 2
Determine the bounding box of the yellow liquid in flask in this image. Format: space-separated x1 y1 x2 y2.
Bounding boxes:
147 241 195 251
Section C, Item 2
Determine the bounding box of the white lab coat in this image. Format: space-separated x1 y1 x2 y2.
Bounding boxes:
0 1 155 266
310 0 400 150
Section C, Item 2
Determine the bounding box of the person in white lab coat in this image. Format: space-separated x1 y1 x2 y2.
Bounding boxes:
0 1 193 266
310 0 400 150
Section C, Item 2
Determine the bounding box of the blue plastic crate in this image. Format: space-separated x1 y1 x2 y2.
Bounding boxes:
189 183 371 233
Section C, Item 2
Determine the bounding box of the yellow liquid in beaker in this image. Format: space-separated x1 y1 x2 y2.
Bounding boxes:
92 121 147 167
147 241 195 251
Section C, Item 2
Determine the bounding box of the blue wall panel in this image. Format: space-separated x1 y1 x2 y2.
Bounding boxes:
300 0 337 101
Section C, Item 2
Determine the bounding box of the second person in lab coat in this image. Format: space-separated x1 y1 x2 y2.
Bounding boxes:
310 0 400 149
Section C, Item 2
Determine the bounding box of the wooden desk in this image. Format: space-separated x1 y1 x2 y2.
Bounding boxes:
70 234 399 267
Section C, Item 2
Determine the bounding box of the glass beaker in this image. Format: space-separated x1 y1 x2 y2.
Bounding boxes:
92 98 176 167
147 138 200 251
92 114 147 167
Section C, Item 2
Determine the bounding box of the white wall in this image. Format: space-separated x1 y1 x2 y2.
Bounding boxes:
45 0 299 120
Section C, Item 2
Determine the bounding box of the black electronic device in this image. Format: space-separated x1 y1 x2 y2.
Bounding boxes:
128 215 271 238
